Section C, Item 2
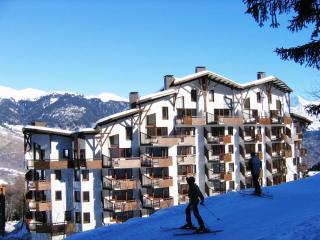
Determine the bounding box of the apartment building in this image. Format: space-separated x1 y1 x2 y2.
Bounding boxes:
23 67 311 239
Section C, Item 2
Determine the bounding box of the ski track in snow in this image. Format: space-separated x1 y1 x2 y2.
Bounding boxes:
67 174 320 240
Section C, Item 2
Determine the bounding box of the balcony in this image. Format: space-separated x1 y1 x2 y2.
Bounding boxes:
103 177 136 190
206 113 243 125
284 117 292 125
176 115 205 126
30 159 73 170
177 155 196 165
178 174 196 184
104 199 139 213
141 156 172 167
256 134 262 142
177 135 196 145
300 148 307 157
74 158 102 169
206 181 226 193
28 223 75 234
271 151 285 159
28 201 51 212
205 150 232 162
154 136 180 146
142 195 173 210
293 133 303 141
205 134 231 144
141 175 173 188
285 150 292 158
259 117 271 125
103 155 141 169
27 180 51 191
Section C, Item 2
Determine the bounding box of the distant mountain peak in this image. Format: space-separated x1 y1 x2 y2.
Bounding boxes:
0 85 128 103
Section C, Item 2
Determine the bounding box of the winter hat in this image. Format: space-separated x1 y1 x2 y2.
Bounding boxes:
186 176 195 185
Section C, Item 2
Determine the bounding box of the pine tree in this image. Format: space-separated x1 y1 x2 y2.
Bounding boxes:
244 0 320 115
244 0 320 70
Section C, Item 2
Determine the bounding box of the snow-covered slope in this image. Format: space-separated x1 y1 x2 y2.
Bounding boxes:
68 174 320 240
291 96 320 130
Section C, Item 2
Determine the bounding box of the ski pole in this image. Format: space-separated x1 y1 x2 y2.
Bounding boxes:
202 204 221 221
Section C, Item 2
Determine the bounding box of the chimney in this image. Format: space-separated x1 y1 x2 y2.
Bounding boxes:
195 66 206 73
257 72 266 79
31 121 46 127
164 75 174 90
129 92 139 109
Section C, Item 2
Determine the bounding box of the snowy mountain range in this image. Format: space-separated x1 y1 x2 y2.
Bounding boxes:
0 85 319 183
0 86 129 183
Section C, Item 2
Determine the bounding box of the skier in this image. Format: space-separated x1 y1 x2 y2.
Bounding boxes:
180 176 207 233
249 152 262 195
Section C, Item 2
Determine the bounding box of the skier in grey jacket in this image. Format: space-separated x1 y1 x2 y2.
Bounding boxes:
249 152 262 195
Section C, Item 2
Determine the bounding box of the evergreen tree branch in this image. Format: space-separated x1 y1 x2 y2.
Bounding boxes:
275 41 320 69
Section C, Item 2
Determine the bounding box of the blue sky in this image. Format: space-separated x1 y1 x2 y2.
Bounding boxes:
0 0 318 99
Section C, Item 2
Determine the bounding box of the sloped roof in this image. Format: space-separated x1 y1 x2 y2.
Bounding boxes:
95 108 141 127
290 112 313 124
137 88 177 104
172 70 292 93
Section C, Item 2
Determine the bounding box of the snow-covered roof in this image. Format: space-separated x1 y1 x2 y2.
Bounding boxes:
172 71 292 93
138 89 177 104
242 76 292 92
23 126 72 136
72 128 98 134
0 179 8 186
173 70 241 89
95 108 141 127
290 112 313 124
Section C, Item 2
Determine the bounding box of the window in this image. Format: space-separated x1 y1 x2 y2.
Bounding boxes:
110 135 119 146
65 211 72 222
209 90 214 102
276 100 281 110
228 145 234 154
258 144 262 152
74 191 80 202
257 92 261 103
63 149 70 159
146 114 156 126
228 127 233 135
244 98 250 109
55 170 61 180
83 191 90 202
82 170 89 181
55 191 62 201
125 127 132 140
191 89 197 102
229 163 234 172
74 170 80 181
75 212 81 223
229 181 235 190
83 212 90 224
80 149 86 159
162 107 169 120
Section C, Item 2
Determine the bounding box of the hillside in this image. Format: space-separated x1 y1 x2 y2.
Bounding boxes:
67 174 320 240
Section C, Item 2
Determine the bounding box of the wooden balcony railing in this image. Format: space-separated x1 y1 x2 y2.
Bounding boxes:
103 178 136 190
178 174 196 184
141 156 172 167
142 195 173 210
28 223 75 234
141 175 173 188
259 117 272 125
177 155 196 165
104 199 139 213
28 201 52 212
31 159 73 170
176 115 206 126
74 158 102 169
103 155 141 169
29 180 51 191
300 148 308 157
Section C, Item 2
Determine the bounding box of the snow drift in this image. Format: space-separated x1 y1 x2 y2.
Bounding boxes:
68 174 320 240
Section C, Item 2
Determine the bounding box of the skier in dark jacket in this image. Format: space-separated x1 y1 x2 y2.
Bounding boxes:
181 176 206 232
249 152 262 195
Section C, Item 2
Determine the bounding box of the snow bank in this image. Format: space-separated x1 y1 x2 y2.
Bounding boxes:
67 174 320 240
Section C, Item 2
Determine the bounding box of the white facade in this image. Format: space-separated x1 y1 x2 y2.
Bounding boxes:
23 68 310 239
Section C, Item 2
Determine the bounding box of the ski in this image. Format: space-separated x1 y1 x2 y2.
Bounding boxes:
174 229 223 236
160 226 196 231
239 191 273 199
